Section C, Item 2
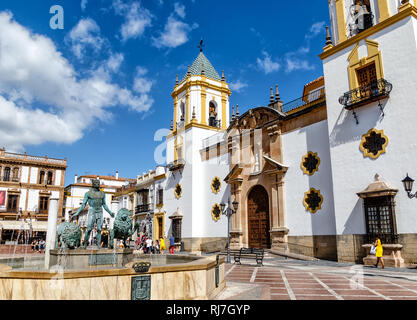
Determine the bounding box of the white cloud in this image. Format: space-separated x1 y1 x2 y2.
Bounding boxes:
152 4 197 49
0 11 152 151
306 21 325 39
113 0 153 42
256 51 280 74
106 52 124 72
229 80 248 93
174 2 186 19
285 56 315 73
67 18 106 60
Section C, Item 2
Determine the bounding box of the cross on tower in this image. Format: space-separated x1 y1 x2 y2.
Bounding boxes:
198 39 204 52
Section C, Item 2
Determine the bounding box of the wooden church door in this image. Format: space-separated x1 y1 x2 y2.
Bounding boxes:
247 185 271 249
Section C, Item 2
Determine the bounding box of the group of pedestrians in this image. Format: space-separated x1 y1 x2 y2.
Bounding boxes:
30 239 45 253
136 234 176 255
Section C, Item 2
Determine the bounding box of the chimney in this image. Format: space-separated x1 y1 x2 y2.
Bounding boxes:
269 85 283 113
116 171 119 179
74 174 78 184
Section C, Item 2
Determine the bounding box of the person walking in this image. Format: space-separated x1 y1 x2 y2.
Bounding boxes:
160 237 166 255
374 237 384 269
154 240 160 254
146 237 153 254
169 234 175 254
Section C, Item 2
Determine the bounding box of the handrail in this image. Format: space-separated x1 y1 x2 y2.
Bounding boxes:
282 87 326 113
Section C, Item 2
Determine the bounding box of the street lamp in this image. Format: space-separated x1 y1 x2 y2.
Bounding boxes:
402 174 416 198
220 200 239 263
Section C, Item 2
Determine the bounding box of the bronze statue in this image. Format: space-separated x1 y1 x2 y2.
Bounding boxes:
71 179 115 248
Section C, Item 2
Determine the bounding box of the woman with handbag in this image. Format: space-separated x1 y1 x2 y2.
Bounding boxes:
374 237 384 269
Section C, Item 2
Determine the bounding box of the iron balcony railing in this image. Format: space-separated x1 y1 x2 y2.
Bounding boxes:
167 158 185 172
282 87 326 113
208 119 222 129
339 79 393 110
135 203 153 214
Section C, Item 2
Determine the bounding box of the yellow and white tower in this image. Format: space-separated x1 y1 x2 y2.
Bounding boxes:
164 49 232 252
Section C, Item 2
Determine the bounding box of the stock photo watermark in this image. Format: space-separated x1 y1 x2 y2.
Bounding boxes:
49 5 64 30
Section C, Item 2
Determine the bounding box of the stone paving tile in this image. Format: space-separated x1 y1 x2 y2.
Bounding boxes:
294 295 338 300
375 290 417 296
270 294 291 300
332 289 375 296
223 259 417 300
341 296 385 300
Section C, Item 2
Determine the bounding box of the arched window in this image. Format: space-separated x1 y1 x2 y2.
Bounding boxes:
208 101 218 127
12 167 19 182
39 170 45 184
3 167 10 182
180 102 185 121
47 171 53 185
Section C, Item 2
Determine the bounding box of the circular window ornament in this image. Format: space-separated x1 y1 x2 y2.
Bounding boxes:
174 184 182 199
211 177 221 194
211 203 222 222
360 128 389 159
301 151 320 176
303 188 324 214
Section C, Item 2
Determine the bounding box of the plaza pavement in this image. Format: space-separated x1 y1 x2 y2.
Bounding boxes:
215 252 417 300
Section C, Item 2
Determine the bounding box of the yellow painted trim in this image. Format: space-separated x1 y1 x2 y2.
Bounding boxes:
335 0 347 43
211 203 221 222
201 86 207 125
300 151 321 176
378 0 391 22
153 174 166 182
185 87 190 125
153 211 166 242
172 79 231 98
211 177 221 194
174 183 182 199
221 93 227 130
320 5 417 60
303 188 324 214
348 39 384 91
173 96 178 132
359 128 389 159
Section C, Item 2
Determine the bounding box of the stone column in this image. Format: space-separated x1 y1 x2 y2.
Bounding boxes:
45 198 59 269
230 182 243 249
269 175 289 251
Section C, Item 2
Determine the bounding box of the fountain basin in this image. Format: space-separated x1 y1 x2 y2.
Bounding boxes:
0 253 225 300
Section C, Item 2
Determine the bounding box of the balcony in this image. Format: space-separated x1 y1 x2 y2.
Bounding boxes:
135 203 153 214
339 79 393 111
282 87 326 114
208 119 221 129
167 158 185 172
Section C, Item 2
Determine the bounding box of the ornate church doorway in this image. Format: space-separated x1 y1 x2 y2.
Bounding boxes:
247 185 271 248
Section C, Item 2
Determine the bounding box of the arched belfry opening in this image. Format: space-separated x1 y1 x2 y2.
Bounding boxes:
247 185 271 249
208 101 219 128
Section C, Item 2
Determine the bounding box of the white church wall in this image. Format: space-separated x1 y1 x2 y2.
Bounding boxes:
323 17 417 236
21 166 29 183
282 120 337 236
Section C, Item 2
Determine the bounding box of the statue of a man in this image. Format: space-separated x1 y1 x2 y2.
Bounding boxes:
71 179 115 248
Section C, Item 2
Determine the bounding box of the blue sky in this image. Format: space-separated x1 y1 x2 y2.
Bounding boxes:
0 0 330 184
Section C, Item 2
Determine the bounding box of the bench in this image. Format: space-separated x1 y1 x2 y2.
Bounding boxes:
233 248 265 266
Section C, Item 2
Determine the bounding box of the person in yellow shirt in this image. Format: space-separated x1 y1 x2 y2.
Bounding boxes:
160 237 166 255
374 237 384 269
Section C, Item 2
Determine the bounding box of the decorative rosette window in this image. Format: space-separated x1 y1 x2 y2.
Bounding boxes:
211 203 222 222
301 152 320 176
174 184 183 199
359 128 388 159
211 177 221 194
303 188 324 214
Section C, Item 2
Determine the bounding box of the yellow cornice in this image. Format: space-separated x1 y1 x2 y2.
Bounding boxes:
171 78 231 98
320 5 417 60
167 123 224 139
153 173 166 182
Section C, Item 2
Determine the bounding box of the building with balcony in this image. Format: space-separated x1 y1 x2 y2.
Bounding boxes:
0 148 67 243
64 172 135 246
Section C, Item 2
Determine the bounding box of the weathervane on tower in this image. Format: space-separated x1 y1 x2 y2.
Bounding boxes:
198 39 204 52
